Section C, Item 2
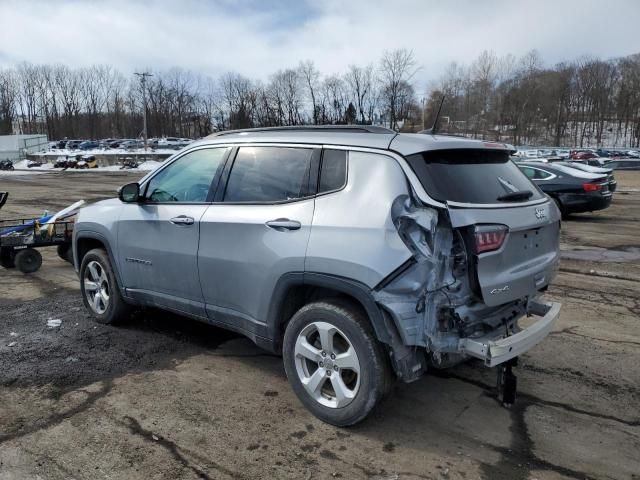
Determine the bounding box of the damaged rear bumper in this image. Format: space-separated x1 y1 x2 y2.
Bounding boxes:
458 301 561 367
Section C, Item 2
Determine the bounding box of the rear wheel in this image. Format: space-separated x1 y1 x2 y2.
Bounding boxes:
553 197 568 220
283 299 392 426
80 248 131 324
14 248 42 273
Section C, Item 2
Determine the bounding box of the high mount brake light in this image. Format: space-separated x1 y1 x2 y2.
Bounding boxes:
474 225 508 254
582 182 602 192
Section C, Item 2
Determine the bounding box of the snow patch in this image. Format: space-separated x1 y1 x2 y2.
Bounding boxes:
47 318 62 328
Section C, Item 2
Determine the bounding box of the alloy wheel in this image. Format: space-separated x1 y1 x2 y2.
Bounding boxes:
83 260 110 314
294 321 361 408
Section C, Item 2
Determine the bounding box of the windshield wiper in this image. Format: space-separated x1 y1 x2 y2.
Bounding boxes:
496 190 533 202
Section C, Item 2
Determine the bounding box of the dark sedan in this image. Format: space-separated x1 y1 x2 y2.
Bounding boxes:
606 159 640 170
517 162 612 218
556 161 617 192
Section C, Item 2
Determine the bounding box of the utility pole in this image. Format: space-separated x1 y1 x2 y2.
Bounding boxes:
134 72 153 151
421 97 426 131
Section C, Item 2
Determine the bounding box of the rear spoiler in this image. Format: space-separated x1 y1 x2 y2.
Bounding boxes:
481 142 517 155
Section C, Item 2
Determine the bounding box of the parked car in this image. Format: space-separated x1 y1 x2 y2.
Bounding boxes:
65 140 84 150
78 141 100 150
74 126 562 426
559 161 617 192
570 157 608 167
157 137 192 149
517 162 612 218
605 158 640 170
569 149 598 160
104 139 125 149
596 148 615 158
518 156 563 164
119 140 143 149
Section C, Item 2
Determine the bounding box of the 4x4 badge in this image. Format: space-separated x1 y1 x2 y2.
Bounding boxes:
535 207 546 219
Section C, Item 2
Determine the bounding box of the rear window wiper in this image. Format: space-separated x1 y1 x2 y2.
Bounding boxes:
496 190 533 202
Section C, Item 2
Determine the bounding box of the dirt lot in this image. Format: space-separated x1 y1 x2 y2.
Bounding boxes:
1 171 639 480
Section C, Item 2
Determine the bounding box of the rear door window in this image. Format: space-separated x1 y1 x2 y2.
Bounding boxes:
405 149 544 204
224 146 314 203
319 149 347 193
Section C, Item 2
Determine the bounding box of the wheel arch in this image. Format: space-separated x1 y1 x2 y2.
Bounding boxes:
267 272 393 350
74 232 124 291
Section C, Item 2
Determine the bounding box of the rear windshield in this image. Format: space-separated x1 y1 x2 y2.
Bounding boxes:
405 149 545 204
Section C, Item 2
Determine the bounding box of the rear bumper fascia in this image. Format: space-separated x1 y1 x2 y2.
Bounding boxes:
458 301 561 367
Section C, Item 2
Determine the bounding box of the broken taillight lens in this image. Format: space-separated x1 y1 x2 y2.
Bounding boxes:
474 225 508 254
582 182 602 192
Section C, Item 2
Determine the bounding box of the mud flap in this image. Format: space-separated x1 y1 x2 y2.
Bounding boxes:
497 357 518 407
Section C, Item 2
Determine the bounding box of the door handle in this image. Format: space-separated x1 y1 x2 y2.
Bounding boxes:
170 215 195 225
265 218 301 231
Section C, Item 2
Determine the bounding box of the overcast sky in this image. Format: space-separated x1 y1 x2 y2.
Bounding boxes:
1 0 638 90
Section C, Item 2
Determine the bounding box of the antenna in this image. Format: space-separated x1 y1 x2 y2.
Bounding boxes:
430 95 446 135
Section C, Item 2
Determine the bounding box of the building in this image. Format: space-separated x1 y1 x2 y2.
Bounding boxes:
0 134 49 161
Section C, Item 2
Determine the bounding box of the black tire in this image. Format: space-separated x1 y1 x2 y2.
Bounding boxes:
57 243 73 264
0 248 15 269
80 248 131 325
283 299 392 426
553 197 568 220
14 248 42 273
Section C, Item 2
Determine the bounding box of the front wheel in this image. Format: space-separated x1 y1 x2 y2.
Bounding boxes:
283 300 392 426
14 248 42 273
80 248 131 324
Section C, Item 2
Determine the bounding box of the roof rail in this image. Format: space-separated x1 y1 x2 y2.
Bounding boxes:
416 130 468 138
210 125 395 137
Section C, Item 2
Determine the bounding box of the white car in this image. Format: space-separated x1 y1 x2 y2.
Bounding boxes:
157 137 193 148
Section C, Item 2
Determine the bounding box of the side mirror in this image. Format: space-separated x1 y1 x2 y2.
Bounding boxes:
118 183 140 203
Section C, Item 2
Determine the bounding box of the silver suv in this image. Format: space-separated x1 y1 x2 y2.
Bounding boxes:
73 126 561 426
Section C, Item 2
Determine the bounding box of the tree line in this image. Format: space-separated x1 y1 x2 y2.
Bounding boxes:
427 50 640 147
1 49 639 147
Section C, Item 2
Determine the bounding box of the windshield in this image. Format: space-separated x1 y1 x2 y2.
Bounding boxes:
405 149 545 204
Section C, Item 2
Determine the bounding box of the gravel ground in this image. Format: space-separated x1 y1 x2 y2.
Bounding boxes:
0 171 639 480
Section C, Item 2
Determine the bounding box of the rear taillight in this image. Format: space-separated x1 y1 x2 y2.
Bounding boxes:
474 225 508 254
583 182 602 192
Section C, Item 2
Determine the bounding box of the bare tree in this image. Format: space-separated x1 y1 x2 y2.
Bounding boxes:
298 60 320 124
379 49 419 130
345 64 374 124
0 69 18 134
0 50 638 146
